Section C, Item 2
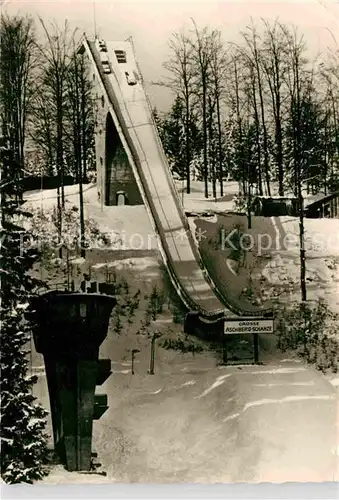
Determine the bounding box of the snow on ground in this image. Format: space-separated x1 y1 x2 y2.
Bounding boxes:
188 216 217 249
278 217 339 258
91 256 158 272
24 180 239 244
32 309 338 484
176 179 325 203
24 185 338 484
258 216 339 313
175 180 339 313
78 356 338 482
183 196 234 213
38 467 112 484
91 256 161 282
83 205 157 252
23 183 339 314
24 184 158 251
23 183 95 208
175 180 240 196
31 271 337 485
176 180 238 213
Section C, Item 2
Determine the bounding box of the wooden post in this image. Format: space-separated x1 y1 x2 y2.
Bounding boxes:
131 349 140 375
247 181 252 230
253 333 259 364
222 334 228 365
149 332 161 375
149 336 155 375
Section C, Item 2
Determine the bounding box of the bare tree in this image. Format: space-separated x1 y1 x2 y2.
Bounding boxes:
233 43 263 195
33 20 76 254
0 14 37 197
261 20 288 196
229 53 246 194
162 31 196 193
30 90 55 175
207 93 217 198
283 25 310 302
36 19 76 203
190 20 220 198
210 31 228 197
319 53 339 192
66 44 95 256
241 22 271 195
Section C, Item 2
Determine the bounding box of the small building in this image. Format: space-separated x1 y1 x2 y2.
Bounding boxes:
252 196 299 217
305 191 339 218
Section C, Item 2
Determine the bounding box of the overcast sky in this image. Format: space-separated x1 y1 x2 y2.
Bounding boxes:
3 0 339 111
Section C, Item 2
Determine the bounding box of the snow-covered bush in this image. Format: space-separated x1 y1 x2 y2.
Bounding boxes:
232 193 247 213
160 336 204 355
149 285 165 320
275 299 339 373
25 205 120 267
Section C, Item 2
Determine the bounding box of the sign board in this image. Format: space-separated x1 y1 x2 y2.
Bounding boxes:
224 318 274 335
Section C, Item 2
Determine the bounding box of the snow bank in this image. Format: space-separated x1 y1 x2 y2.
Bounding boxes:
38 465 113 484
23 183 96 207
183 197 234 212
257 216 339 313
23 181 242 251
175 180 240 196
24 184 158 251
280 217 339 257
92 256 160 272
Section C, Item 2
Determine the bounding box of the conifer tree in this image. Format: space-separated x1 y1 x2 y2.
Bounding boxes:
0 142 48 483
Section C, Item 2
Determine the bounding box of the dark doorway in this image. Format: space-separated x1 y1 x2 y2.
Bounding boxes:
103 111 143 206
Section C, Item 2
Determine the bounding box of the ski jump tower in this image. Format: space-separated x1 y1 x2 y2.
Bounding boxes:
80 38 144 207
80 35 272 334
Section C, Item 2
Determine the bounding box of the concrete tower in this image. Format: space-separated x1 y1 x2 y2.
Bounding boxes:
81 39 143 207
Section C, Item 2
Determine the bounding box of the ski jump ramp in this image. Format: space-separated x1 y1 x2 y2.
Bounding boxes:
81 37 271 333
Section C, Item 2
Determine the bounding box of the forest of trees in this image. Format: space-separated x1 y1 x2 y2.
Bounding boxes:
2 15 339 203
0 15 95 185
155 19 339 200
0 14 96 255
0 15 97 482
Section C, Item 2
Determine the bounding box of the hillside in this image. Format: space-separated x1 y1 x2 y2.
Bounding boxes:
23 181 338 484
24 181 339 313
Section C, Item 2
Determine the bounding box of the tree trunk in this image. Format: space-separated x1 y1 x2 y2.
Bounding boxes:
251 73 263 195
216 95 223 197
256 69 271 196
276 115 284 196
294 55 307 302
208 96 217 199
275 71 284 196
234 59 245 194
56 92 65 208
202 84 208 198
185 88 191 194
298 190 307 301
79 65 86 256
